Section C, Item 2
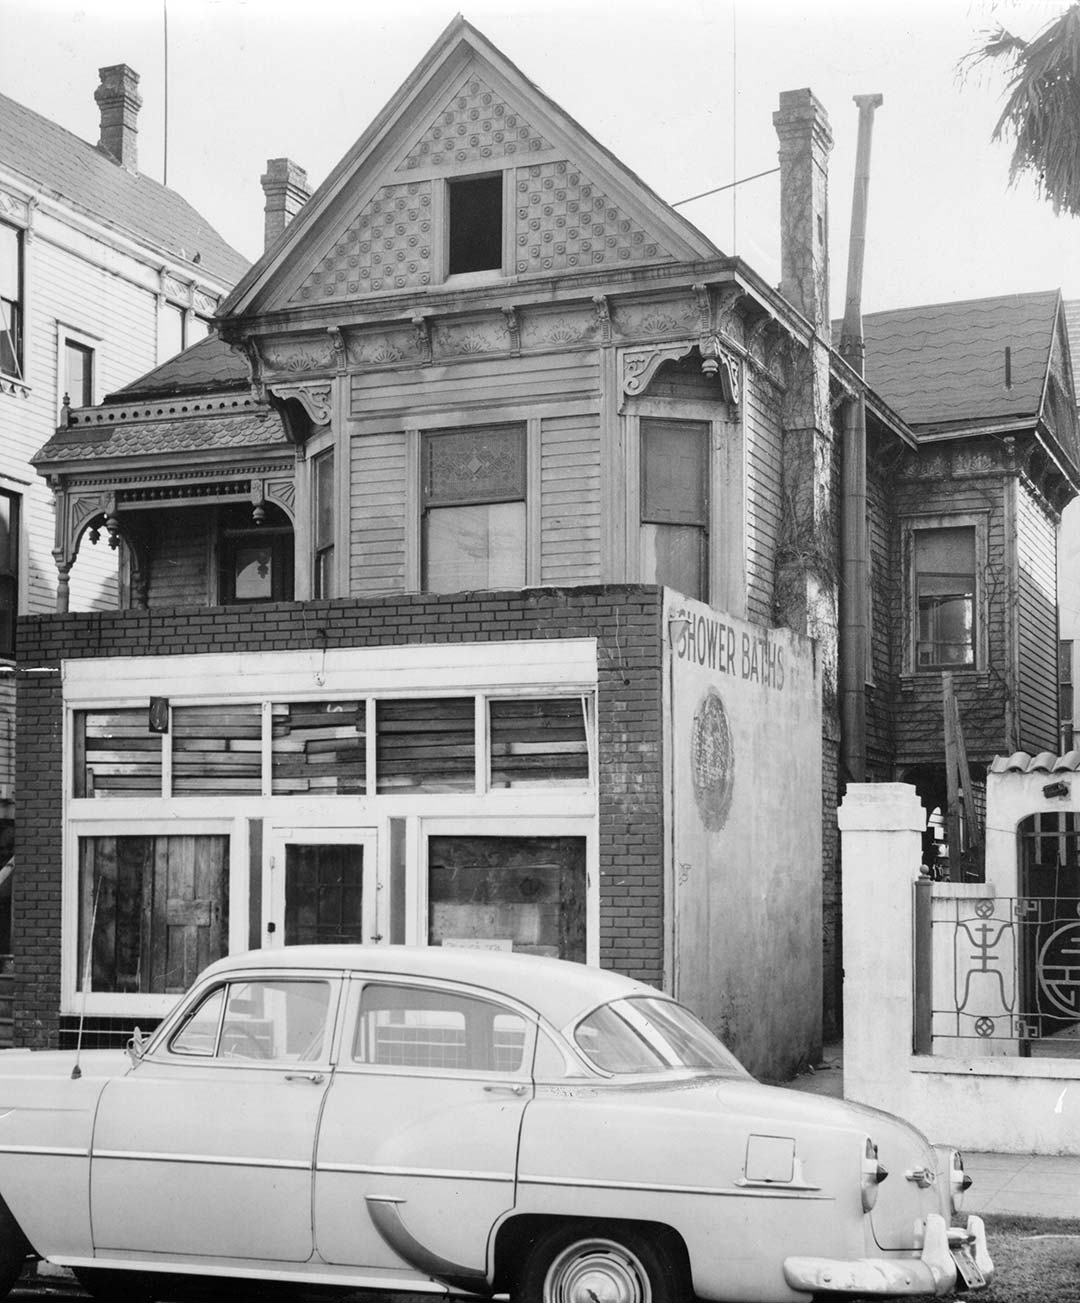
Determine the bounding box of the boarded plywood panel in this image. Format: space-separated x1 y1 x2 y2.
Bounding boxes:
272 700 366 794
540 412 601 583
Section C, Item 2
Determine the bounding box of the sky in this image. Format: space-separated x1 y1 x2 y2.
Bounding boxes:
1 0 1079 317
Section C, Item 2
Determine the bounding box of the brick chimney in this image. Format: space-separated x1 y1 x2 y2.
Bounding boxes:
773 88 833 338
261 159 310 251
95 64 142 171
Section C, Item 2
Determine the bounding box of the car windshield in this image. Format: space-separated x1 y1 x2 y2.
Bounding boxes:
573 997 748 1076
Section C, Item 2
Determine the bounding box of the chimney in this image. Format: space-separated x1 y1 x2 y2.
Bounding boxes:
95 64 142 171
261 159 310 251
773 88 833 338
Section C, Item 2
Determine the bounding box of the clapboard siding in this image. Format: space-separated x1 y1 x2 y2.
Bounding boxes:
540 413 601 584
743 370 783 624
350 432 408 594
350 351 599 418
1016 483 1059 753
145 509 212 607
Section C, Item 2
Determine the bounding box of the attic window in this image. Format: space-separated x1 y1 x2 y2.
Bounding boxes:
448 174 503 275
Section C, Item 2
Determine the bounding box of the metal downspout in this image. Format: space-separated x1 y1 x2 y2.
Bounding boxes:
839 94 882 784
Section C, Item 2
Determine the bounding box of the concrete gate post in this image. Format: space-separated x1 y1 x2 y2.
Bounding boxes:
839 783 925 1114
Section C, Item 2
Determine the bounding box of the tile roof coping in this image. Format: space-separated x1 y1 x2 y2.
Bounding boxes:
990 751 1080 774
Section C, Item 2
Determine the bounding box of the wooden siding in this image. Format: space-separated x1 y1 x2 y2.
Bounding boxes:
350 432 408 596
1016 482 1060 753
143 508 213 607
349 352 599 420
743 370 783 625
540 412 601 584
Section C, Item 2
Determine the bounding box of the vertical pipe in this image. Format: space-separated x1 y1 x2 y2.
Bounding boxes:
913 871 933 1054
839 94 883 786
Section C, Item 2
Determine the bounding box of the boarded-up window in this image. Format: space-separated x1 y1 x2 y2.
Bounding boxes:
422 425 526 592
489 698 589 787
376 698 475 793
79 833 228 994
272 701 365 795
75 709 163 798
172 704 262 796
640 417 709 601
427 835 586 961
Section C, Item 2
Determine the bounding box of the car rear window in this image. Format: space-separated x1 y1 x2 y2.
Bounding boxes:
574 997 748 1076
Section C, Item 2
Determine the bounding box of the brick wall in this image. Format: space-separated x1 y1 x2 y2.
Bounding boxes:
15 586 665 1048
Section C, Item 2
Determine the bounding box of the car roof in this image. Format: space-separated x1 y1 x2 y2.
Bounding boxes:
199 945 663 1028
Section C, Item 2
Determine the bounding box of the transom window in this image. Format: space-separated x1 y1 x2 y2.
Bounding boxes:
0 222 23 379
914 526 976 669
74 693 592 799
447 174 503 275
421 424 526 592
640 417 709 601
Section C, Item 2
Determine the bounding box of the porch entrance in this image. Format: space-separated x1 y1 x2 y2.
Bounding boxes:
265 828 380 947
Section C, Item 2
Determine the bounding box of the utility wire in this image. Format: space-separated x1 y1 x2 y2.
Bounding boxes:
672 166 780 208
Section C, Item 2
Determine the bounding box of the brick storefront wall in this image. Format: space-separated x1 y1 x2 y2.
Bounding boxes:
14 586 665 1049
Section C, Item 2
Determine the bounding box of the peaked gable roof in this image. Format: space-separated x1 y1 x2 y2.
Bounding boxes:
221 15 719 319
0 89 249 287
858 290 1062 430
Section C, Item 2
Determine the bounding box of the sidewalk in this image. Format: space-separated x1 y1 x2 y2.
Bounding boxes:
785 1043 1080 1220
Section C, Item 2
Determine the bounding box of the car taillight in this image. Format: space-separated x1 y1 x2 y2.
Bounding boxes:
861 1137 889 1212
947 1149 972 1214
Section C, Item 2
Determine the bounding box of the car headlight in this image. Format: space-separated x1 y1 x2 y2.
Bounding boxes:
861 1137 889 1212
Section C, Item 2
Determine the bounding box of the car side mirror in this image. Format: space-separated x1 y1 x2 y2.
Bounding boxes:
127 1026 147 1065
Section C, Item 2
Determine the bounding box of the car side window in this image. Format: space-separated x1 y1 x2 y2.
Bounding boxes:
169 978 332 1063
353 983 529 1075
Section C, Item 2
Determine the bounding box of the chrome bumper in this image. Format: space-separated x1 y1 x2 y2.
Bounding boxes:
783 1214 993 1296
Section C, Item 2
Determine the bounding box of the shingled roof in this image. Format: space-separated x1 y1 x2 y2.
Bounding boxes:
856 290 1061 431
0 88 249 287
106 332 250 400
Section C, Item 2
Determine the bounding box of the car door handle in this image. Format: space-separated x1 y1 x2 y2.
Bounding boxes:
284 1072 325 1084
484 1083 528 1096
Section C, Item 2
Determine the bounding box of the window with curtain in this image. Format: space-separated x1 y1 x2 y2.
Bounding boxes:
421 424 526 592
914 526 976 668
640 417 709 601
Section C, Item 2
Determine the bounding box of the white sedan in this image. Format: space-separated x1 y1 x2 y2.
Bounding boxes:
0 946 990 1302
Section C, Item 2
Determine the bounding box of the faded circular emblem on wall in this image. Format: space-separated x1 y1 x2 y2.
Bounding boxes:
690 687 735 831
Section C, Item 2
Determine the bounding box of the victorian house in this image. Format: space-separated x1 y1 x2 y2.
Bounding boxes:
0 66 246 1001
18 19 1079 1076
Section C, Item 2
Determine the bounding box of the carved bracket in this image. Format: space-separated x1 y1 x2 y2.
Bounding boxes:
413 315 432 363
621 341 696 396
267 381 333 428
701 335 742 406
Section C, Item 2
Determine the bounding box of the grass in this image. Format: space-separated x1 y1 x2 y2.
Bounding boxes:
979 1214 1080 1302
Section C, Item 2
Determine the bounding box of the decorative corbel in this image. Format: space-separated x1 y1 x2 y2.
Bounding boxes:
327 325 348 374
746 316 772 363
621 341 696 397
593 295 612 344
715 284 743 340
229 338 264 402
250 478 267 524
692 283 712 336
700 335 741 407
502 307 521 355
764 328 797 391
413 315 432 363
267 381 333 429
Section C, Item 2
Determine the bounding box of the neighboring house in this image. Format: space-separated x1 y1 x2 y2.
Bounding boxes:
0 67 248 967
1059 300 1080 755
860 292 1078 829
17 18 1079 1074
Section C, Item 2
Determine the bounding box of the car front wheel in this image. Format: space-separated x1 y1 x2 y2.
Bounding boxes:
0 1195 31 1297
517 1223 686 1303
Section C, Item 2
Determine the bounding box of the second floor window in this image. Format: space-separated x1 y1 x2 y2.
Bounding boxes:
421 425 526 592
218 504 294 605
312 448 335 599
447 174 503 276
0 222 23 379
0 490 18 659
914 526 976 669
640 417 709 602
64 339 94 407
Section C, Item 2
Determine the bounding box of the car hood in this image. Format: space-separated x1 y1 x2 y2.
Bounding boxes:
0 1048 131 1080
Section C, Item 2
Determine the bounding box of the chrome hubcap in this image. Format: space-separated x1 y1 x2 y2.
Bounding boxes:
544 1239 651 1303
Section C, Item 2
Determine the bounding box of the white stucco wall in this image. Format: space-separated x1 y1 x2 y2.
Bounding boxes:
843 779 1080 1155
665 591 822 1082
